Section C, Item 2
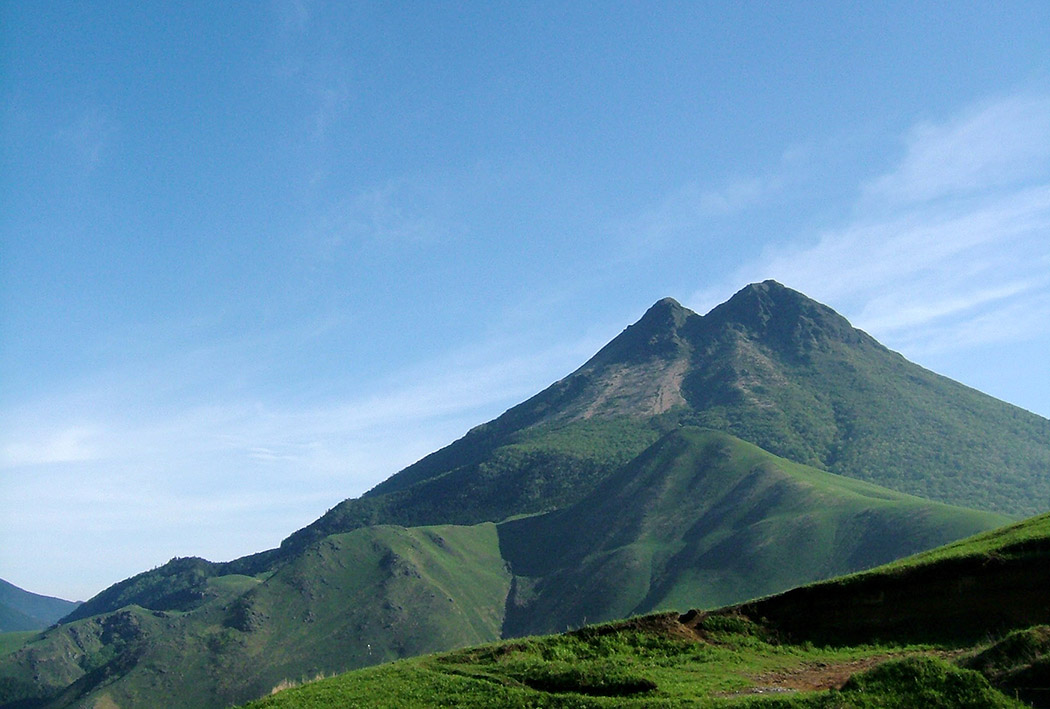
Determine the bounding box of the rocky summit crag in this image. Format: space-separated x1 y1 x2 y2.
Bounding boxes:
2 281 1047 709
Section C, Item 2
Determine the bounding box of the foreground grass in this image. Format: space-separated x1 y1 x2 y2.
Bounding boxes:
244 614 1024 708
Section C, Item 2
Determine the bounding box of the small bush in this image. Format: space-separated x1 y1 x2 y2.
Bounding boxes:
839 656 1021 708
965 625 1050 677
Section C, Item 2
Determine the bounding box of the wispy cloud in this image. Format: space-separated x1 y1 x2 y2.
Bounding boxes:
619 173 783 252
865 94 1050 204
268 0 350 149
0 425 102 467
54 107 117 175
691 93 1050 357
329 180 453 247
272 0 312 37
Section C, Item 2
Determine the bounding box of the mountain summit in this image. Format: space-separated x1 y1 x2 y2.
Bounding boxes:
3 282 1048 709
703 279 871 349
297 279 1046 550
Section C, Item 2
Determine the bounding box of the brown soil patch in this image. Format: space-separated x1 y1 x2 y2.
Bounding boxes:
721 649 966 698
747 654 896 693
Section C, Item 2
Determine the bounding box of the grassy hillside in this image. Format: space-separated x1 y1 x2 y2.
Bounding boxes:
498 428 1009 636
283 417 664 553
0 633 34 659
243 511 1050 709
243 614 1030 708
733 511 1050 646
0 524 511 709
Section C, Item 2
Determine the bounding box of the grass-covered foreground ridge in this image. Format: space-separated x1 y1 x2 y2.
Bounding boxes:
245 614 1032 708
247 513 1050 708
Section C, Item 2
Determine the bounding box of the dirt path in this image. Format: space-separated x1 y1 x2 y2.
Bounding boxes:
722 649 965 698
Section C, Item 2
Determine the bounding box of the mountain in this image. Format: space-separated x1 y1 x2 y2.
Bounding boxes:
2 281 1047 708
289 280 1049 554
0 580 78 633
244 511 1050 709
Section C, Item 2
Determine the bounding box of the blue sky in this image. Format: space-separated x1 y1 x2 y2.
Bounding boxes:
2 2 1049 601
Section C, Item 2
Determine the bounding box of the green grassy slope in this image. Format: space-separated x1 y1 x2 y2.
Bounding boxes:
61 556 225 624
242 511 1050 709
498 428 1009 636
732 511 1050 645
0 524 511 709
0 633 35 659
242 614 1027 709
284 418 664 553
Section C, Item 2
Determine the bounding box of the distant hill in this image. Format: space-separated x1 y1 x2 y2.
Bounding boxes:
0 580 78 632
245 512 1050 709
2 281 1047 708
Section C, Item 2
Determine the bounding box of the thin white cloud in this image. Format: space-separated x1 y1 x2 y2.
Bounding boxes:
890 290 1050 357
690 93 1050 356
272 0 312 36
311 81 349 142
865 94 1050 204
54 107 117 175
0 425 102 467
618 174 783 254
307 178 459 258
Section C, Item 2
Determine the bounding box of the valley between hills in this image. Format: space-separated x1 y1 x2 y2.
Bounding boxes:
2 281 1048 708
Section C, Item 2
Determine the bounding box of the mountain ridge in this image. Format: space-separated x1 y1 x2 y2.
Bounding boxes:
298 279 1049 550
496 427 1008 636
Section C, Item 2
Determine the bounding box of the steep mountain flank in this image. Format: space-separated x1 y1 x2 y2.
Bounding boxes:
282 297 699 552
678 282 1050 514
